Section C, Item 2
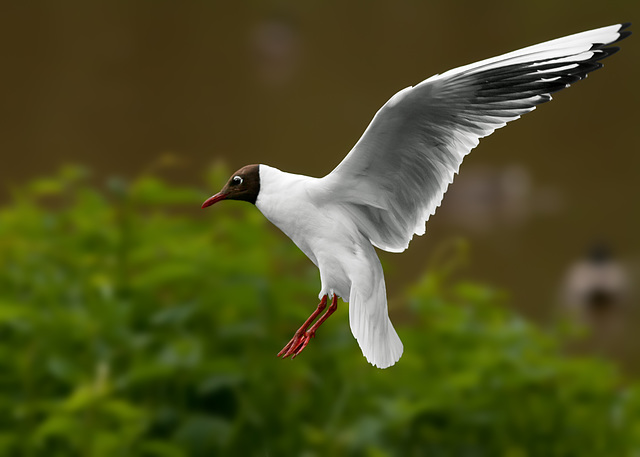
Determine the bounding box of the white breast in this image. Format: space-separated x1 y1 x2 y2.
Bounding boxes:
255 164 326 265
256 164 358 297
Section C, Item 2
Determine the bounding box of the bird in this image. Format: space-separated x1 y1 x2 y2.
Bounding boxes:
202 23 631 369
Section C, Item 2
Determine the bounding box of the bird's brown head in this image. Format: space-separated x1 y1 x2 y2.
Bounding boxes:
201 164 261 208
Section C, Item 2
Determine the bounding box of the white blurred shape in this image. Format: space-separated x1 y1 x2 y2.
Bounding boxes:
561 243 631 333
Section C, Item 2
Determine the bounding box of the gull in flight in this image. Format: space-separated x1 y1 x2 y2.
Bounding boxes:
202 23 631 368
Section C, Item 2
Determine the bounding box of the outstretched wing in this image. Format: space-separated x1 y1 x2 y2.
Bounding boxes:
322 23 630 253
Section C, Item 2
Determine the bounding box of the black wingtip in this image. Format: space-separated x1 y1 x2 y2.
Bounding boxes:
603 46 621 58
616 22 632 43
591 22 631 59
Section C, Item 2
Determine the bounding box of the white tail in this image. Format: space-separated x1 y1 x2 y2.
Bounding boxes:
349 277 403 369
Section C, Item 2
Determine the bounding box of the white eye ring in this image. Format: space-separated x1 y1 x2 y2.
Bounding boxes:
232 176 243 185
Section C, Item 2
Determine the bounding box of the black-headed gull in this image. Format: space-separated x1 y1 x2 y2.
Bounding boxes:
202 23 630 369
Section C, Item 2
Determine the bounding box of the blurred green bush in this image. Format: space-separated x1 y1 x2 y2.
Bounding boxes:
1 165 639 456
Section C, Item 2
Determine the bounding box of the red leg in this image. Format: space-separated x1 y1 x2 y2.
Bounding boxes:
277 295 327 358
278 294 338 359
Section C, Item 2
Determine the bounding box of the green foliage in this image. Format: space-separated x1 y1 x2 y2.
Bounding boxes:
1 165 639 456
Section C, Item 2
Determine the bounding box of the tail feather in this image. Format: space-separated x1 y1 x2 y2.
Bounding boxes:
349 283 403 369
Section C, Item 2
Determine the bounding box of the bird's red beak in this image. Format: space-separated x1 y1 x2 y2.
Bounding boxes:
201 192 229 208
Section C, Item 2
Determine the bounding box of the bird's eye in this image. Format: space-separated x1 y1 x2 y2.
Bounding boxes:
231 176 243 186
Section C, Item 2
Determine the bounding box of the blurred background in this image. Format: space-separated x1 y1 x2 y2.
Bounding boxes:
1 1 639 455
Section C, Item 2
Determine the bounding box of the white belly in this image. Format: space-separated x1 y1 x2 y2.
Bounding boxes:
255 164 361 299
